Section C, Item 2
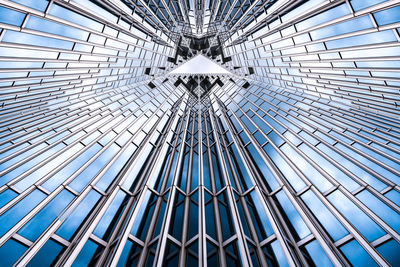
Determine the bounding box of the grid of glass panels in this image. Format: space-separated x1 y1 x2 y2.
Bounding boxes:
0 0 400 266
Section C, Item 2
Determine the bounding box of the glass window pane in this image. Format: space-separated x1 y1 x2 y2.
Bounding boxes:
340 240 377 266
327 190 386 242
27 239 65 267
0 239 27 266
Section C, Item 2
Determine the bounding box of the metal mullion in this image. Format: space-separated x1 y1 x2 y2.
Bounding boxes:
223 93 350 265
255 83 399 135
74 102 173 192
105 97 185 266
61 185 125 266
66 95 186 266
196 88 208 267
232 31 400 58
251 74 399 118
134 100 188 267
211 97 267 267
263 101 398 189
208 106 270 266
309 184 391 265
135 0 173 33
313 108 400 150
0 109 90 171
315 79 400 101
228 0 262 32
203 102 229 267
0 107 69 139
0 87 159 186
254 102 400 224
179 108 199 265
154 105 191 267
19 187 119 266
0 185 67 246
238 68 399 102
190 111 207 267
328 108 400 137
50 0 152 43
0 41 153 63
240 102 400 251
0 110 80 150
244 70 397 106
212 94 303 266
298 111 400 180
201 105 225 266
0 0 44 17
247 0 370 43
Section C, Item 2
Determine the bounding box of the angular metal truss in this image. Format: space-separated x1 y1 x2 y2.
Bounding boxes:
0 0 400 266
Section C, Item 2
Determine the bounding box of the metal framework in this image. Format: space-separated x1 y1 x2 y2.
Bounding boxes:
0 0 400 266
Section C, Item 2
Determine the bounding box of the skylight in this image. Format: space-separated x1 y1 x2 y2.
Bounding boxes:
170 55 231 74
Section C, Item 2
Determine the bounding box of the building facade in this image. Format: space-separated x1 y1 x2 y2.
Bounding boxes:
0 0 400 266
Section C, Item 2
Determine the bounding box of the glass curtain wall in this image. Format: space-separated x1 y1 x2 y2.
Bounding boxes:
0 0 399 266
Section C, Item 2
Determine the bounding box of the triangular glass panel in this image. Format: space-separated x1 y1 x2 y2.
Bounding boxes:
170 55 231 74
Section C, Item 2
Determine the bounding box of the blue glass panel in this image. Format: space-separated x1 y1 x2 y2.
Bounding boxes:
72 240 99 267
191 152 199 190
301 190 348 241
376 239 400 266
246 143 280 190
340 240 377 266
374 6 400 26
14 143 66 191
268 131 284 146
304 240 333 267
18 190 75 241
384 190 400 206
353 142 400 173
93 190 126 240
334 143 391 190
281 144 333 192
310 16 373 40
0 239 27 266
0 190 46 236
0 143 31 167
350 0 386 11
27 239 64 267
96 143 136 191
0 143 46 186
317 143 386 191
356 190 400 233
130 190 151 236
299 143 359 191
296 4 350 31
42 143 101 191
3 31 74 50
326 31 396 49
276 190 311 240
56 190 101 241
49 4 103 32
270 240 289 267
122 144 153 189
116 240 133 267
69 143 120 193
10 0 48 11
0 189 18 209
0 6 26 26
327 190 386 242
26 16 89 41
250 191 274 236
264 143 306 192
